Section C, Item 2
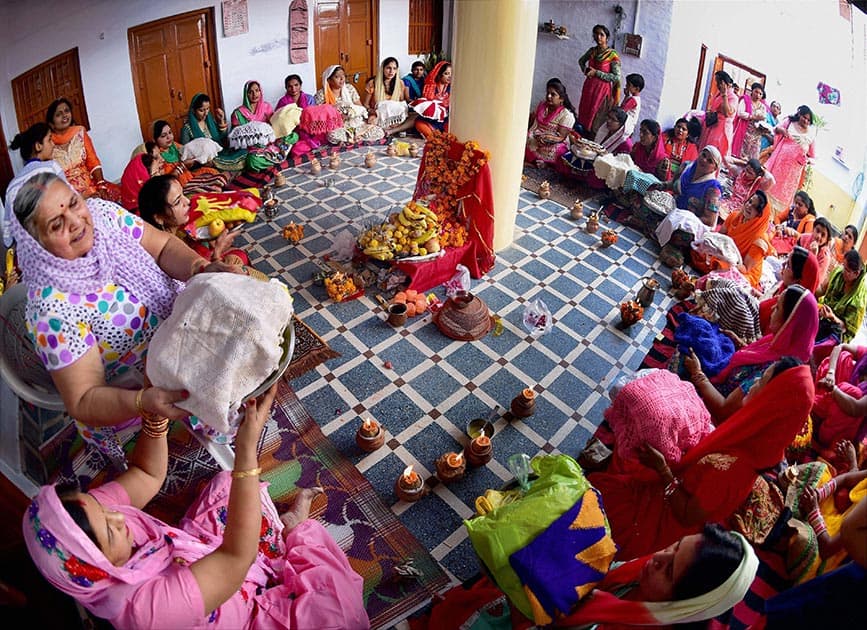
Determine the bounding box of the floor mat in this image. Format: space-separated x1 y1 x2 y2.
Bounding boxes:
49 380 449 629
285 314 341 381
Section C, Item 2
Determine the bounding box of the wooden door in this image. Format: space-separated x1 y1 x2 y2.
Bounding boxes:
0 113 14 199
314 0 377 93
129 9 222 142
11 48 90 132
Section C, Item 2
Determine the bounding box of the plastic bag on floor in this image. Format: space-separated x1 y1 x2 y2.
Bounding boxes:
329 229 357 262
522 298 552 337
444 264 470 297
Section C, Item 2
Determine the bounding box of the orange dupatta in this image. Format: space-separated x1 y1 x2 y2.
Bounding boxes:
722 199 772 287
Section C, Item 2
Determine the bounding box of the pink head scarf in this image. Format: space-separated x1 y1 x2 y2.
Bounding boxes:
23 473 278 621
6 164 179 319
713 284 818 383
22 483 210 619
631 126 668 174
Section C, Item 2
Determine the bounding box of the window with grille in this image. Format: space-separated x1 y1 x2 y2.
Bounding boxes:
408 0 443 55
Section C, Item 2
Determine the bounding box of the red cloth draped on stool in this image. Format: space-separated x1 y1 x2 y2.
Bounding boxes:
394 137 494 292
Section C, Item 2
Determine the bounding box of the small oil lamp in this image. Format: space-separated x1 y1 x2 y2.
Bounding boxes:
435 451 466 483
466 435 493 467
355 416 384 452
510 388 536 418
395 465 424 502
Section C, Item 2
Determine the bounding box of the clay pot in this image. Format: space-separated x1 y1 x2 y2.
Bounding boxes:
466 435 493 467
538 181 551 200
571 200 584 221
435 453 466 483
364 152 377 168
386 143 397 157
394 474 425 502
510 388 536 418
328 154 340 169
585 212 600 234
408 144 419 158
274 172 286 187
355 422 385 452
310 159 322 175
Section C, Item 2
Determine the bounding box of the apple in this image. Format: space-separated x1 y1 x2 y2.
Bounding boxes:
208 218 225 237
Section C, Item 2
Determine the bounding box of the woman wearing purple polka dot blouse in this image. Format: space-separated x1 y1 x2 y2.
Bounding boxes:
5 165 244 467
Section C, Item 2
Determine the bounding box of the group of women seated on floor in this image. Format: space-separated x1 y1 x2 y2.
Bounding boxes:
5 57 447 221
5 163 368 627
575 249 866 625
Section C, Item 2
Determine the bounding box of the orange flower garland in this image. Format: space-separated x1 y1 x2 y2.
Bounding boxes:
422 131 489 249
423 132 489 214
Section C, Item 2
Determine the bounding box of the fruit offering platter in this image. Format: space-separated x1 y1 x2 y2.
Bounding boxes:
357 201 444 262
184 189 262 241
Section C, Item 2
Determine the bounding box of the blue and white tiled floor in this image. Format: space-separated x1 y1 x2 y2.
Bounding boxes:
237 147 677 582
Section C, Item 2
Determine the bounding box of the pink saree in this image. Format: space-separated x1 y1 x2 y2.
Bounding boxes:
699 88 738 159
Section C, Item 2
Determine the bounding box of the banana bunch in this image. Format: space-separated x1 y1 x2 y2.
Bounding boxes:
358 223 396 261
357 202 441 260
392 202 440 257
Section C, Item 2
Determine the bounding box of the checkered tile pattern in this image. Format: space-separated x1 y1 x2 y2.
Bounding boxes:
237 147 677 582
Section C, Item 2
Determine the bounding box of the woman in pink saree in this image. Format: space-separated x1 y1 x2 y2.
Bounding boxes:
732 82 769 160
23 385 368 629
765 105 817 217
525 79 576 167
576 24 621 133
698 71 738 159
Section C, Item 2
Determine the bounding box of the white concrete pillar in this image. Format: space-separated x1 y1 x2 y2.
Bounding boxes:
449 0 540 251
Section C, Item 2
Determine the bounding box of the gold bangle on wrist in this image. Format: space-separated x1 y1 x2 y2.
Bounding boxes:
141 418 169 439
231 466 262 479
135 387 159 421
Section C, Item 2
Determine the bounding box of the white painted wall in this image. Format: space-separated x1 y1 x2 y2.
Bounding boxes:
532 0 673 141
379 0 425 75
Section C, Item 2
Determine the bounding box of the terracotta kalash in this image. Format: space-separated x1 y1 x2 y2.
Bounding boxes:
436 452 466 483
510 388 536 418
466 435 493 467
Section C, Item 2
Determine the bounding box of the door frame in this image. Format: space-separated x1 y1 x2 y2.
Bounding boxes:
313 0 379 92
127 7 223 142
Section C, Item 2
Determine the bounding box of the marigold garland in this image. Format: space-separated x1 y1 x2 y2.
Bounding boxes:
423 131 489 215
422 131 489 248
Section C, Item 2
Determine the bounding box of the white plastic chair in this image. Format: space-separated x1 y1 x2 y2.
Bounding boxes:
0 284 65 410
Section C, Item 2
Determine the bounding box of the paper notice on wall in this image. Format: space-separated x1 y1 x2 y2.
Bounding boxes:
222 0 249 37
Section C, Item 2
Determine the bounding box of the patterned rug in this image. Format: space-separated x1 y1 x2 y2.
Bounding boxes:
285 315 340 381
521 163 593 209
48 380 449 629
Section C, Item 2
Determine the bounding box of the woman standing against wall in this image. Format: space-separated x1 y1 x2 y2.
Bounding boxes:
576 24 621 136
